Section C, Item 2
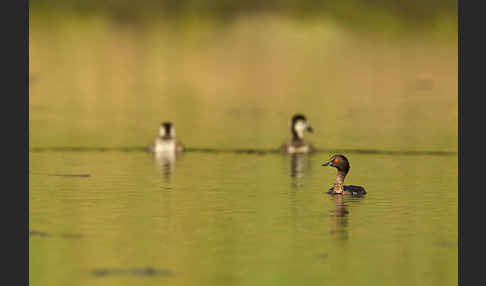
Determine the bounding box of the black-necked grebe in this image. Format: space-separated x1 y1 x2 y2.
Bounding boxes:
322 154 366 196
148 122 184 153
281 114 315 153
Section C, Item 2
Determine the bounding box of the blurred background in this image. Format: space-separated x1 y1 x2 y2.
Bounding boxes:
30 1 457 286
30 0 457 151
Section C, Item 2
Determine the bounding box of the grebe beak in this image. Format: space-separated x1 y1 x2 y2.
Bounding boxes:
322 161 332 167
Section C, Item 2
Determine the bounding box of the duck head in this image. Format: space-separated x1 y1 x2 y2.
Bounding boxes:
322 154 350 175
291 114 313 140
159 122 176 139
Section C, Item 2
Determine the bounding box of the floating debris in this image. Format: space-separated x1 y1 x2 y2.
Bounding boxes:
60 233 83 238
30 172 92 177
92 267 174 277
46 174 91 178
29 230 52 237
30 230 84 238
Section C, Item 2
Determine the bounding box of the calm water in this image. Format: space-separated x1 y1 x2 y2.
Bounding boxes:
30 149 457 286
30 14 457 286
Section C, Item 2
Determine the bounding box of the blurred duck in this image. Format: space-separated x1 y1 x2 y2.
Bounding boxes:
322 154 366 196
148 122 184 153
281 114 315 153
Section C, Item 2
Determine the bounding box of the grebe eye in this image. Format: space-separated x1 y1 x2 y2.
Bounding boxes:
333 158 339 163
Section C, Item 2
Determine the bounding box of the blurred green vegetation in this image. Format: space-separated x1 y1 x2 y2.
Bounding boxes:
32 0 456 29
30 13 457 151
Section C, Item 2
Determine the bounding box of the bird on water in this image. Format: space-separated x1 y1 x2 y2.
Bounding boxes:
322 154 366 196
148 122 184 153
281 114 315 153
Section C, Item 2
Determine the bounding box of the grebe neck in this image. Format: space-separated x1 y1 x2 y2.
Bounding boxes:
333 170 347 194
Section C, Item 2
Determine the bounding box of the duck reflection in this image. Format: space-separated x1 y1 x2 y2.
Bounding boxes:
290 153 310 179
330 194 349 241
153 151 180 181
289 153 311 190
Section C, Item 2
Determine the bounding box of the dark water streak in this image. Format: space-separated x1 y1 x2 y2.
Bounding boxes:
29 147 456 156
92 267 174 277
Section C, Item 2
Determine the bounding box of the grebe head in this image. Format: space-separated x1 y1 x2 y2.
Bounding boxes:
159 122 176 138
322 154 350 175
290 114 313 140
